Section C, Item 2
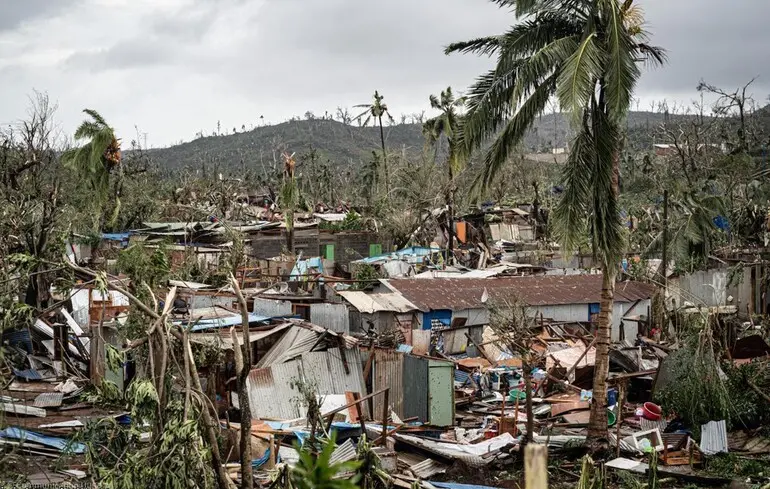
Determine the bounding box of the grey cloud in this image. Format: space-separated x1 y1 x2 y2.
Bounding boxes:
0 0 79 32
638 0 770 98
2 0 770 146
64 39 177 72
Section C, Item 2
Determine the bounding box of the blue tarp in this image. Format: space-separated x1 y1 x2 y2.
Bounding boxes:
355 246 441 265
12 368 42 381
102 233 131 242
714 215 730 231
292 422 362 446
253 448 271 468
291 257 324 278
0 427 86 454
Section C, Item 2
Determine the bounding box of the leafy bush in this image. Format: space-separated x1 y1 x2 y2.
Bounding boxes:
654 334 731 434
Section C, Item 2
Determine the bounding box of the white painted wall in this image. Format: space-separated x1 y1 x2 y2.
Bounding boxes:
413 300 648 342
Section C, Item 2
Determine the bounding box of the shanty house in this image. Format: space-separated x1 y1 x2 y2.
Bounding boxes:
382 274 656 342
336 290 419 339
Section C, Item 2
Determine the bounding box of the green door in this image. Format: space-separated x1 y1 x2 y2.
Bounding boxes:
428 360 454 426
369 243 382 257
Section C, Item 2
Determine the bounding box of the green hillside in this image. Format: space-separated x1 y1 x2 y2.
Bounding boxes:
145 109 754 172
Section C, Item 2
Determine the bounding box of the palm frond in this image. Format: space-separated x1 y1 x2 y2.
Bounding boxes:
461 66 521 153
636 43 667 67
509 35 579 107
475 72 558 189
588 105 624 266
74 121 105 140
499 11 582 57
556 32 604 124
82 108 107 127
445 36 502 56
552 119 595 252
600 0 640 121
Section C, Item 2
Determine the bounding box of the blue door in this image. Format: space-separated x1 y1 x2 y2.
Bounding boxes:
589 303 601 322
422 310 452 330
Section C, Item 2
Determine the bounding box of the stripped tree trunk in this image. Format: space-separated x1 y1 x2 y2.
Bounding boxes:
446 163 455 267
523 357 534 443
231 276 253 489
587 267 616 446
378 115 389 195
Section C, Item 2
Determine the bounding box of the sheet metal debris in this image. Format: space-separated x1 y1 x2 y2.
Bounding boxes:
700 420 729 455
33 392 64 408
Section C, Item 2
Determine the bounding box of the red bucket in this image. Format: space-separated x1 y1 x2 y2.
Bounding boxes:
642 402 662 421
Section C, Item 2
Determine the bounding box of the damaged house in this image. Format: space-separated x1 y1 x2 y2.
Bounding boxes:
349 275 656 354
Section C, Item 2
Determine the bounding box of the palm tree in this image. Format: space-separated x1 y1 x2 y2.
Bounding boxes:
64 109 120 197
447 0 665 446
423 87 467 266
355 91 394 194
63 109 122 225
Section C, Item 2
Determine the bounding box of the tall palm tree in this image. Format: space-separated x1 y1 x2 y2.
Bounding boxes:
423 87 467 266
447 0 665 446
355 91 394 194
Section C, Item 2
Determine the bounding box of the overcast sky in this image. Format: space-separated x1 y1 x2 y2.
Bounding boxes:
1 0 768 147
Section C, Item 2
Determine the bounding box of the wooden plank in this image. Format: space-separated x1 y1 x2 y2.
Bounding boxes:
562 411 591 425
525 444 548 489
344 392 361 423
550 402 590 417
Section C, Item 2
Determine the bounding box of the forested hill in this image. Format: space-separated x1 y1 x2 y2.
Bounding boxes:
144 110 747 172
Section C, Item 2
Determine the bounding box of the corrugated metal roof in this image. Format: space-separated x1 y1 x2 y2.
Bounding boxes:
189 323 292 350
386 275 655 311
410 458 448 478
338 291 418 314
256 326 318 367
33 393 63 408
302 349 368 417
329 439 357 464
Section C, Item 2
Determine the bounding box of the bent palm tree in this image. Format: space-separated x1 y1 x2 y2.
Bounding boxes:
355 91 395 195
447 0 665 446
63 109 122 225
64 109 120 197
423 87 467 265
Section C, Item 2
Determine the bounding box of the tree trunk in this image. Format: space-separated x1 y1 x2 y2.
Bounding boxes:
523 358 534 443
446 163 455 267
286 212 294 254
378 116 389 195
185 340 233 489
587 267 616 447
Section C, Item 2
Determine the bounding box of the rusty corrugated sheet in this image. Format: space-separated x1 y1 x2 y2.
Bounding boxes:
247 361 302 420
373 349 404 419
387 275 655 311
